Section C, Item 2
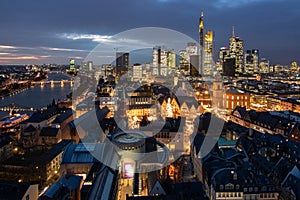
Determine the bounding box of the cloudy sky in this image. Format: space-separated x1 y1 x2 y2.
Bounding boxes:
0 0 299 65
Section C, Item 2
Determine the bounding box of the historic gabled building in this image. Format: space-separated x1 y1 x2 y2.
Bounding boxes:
229 106 300 140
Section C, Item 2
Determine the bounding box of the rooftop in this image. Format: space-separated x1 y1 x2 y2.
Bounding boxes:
0 135 12 148
3 140 73 166
40 127 59 137
0 181 36 200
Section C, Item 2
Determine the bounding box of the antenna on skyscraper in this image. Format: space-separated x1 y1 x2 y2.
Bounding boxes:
201 10 204 17
232 25 235 37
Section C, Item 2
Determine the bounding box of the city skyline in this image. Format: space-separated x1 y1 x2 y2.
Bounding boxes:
0 0 299 65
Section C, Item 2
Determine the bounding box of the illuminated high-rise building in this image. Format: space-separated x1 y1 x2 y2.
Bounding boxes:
229 26 244 75
216 47 230 73
116 52 129 77
132 63 143 81
190 55 200 77
197 12 214 76
244 49 259 74
186 42 198 55
179 43 198 75
69 59 75 73
290 61 298 74
179 50 189 74
167 50 176 69
259 58 270 74
199 11 204 75
87 61 93 71
203 30 214 76
152 46 175 76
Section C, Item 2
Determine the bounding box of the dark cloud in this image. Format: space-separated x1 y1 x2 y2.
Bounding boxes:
0 0 299 64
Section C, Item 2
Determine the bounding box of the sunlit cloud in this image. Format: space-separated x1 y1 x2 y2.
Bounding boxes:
0 56 40 60
60 33 113 43
214 0 282 8
67 56 84 60
59 33 153 47
41 47 88 52
0 55 52 62
0 52 11 55
0 45 16 49
40 55 52 58
0 44 34 50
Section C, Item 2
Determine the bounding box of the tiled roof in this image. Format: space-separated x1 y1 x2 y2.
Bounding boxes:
52 108 73 124
23 124 36 132
25 105 62 123
40 127 59 137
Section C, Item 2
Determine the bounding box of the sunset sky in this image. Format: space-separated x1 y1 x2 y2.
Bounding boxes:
0 0 299 65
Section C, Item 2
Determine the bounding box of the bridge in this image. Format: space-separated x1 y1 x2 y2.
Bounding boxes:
31 80 74 87
0 103 37 113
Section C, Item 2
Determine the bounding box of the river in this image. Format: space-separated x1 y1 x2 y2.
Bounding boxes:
0 73 73 118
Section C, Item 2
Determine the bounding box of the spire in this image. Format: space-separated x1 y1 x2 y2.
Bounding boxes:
199 11 204 32
232 25 235 37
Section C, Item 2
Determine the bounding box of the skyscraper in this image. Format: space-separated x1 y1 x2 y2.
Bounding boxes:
218 46 230 72
152 46 175 76
116 52 129 77
244 49 259 74
229 26 244 75
203 30 214 76
167 50 176 69
259 58 270 74
223 58 236 77
132 63 143 81
87 61 93 71
179 43 198 75
199 11 204 75
186 42 198 56
179 50 190 74
198 12 214 76
190 55 200 77
69 59 75 73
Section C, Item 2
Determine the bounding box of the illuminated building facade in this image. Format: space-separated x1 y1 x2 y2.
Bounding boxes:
160 97 181 119
203 31 214 76
116 52 129 77
152 47 175 76
229 27 244 75
259 58 270 74
179 43 199 75
197 12 214 76
217 46 230 73
132 63 143 81
167 51 176 70
186 42 198 56
179 50 190 74
223 88 250 110
199 11 204 75
69 59 75 73
290 61 299 74
244 49 259 74
87 61 93 71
